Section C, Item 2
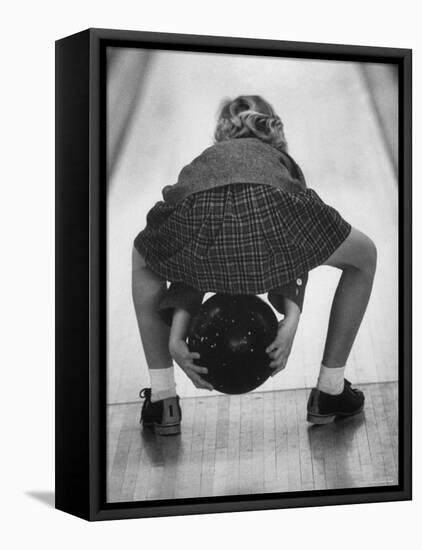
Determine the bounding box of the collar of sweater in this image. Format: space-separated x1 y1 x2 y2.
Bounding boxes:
162 138 306 204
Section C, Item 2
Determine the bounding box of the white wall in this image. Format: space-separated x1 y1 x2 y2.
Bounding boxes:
2 1 420 548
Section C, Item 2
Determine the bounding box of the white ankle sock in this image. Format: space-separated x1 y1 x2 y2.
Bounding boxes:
149 366 177 402
317 364 345 395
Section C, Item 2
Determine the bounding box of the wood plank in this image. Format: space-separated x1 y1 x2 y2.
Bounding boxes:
225 395 241 495
263 391 277 492
106 403 127 482
307 388 327 490
174 397 200 498
274 389 289 492
108 403 138 502
339 414 364 488
363 385 388 484
185 397 208 498
368 383 398 484
132 430 154 501
382 382 399 469
295 389 314 490
286 390 301 492
250 394 265 493
120 405 144 501
238 394 254 495
145 434 165 501
199 396 219 497
321 423 339 489
158 435 183 500
173 397 195 498
107 382 398 501
349 404 373 486
210 395 230 496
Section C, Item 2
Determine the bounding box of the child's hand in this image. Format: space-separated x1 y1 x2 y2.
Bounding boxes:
266 317 299 377
169 338 214 391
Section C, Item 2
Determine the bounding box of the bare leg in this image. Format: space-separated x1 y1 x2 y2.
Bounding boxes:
321 227 377 368
131 246 172 370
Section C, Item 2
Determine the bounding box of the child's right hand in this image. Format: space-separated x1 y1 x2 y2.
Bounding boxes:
266 316 298 376
169 338 214 391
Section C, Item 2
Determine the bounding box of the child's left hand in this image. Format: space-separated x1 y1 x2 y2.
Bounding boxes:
266 317 299 377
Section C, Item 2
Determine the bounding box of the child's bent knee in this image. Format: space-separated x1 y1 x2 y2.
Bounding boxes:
323 227 377 275
132 247 167 307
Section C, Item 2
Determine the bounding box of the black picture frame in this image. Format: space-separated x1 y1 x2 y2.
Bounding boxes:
55 28 412 521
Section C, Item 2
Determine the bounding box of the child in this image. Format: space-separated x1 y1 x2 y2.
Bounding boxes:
132 95 377 435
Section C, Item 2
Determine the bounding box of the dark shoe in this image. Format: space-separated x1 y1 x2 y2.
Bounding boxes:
307 379 364 425
139 388 182 436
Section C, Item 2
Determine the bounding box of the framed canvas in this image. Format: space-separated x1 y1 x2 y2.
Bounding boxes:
55 28 412 521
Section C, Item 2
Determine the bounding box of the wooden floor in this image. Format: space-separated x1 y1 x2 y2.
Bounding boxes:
107 382 398 502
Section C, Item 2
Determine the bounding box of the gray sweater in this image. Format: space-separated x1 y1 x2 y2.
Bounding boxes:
162 137 307 204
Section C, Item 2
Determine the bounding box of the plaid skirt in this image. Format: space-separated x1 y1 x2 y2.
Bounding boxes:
134 184 351 294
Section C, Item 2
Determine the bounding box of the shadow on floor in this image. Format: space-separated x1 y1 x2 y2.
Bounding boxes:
25 491 55 508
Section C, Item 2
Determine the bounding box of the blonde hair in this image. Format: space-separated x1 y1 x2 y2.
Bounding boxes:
214 95 287 152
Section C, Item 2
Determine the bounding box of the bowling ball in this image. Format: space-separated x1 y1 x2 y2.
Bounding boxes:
187 294 278 394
